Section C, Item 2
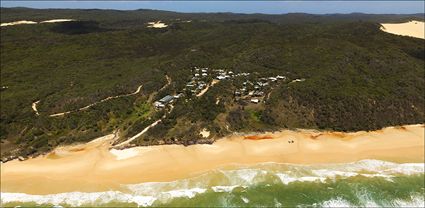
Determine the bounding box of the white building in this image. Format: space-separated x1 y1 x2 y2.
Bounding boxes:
154 101 165 108
217 75 226 80
250 98 260 104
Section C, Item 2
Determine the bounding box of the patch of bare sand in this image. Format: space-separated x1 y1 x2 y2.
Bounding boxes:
1 19 75 27
1 20 37 27
147 21 168 28
381 21 425 39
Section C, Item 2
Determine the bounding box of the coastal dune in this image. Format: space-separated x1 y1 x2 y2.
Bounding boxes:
1 124 424 195
381 20 425 39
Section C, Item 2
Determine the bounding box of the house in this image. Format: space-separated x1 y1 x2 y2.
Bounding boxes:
258 82 268 87
202 73 208 76
194 73 200 77
186 83 195 88
174 93 184 99
276 75 286 79
268 77 277 82
154 101 165 108
250 98 260 104
159 95 174 104
201 69 207 73
291 78 306 83
217 75 226 80
253 91 264 97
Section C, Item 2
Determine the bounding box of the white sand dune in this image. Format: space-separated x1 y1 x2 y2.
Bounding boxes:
40 19 75 23
1 19 76 27
1 20 37 27
147 21 168 28
381 21 425 39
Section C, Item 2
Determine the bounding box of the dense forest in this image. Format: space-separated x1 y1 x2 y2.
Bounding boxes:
1 8 424 160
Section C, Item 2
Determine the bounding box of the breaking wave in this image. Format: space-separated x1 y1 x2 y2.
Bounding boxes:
318 194 425 208
1 159 424 207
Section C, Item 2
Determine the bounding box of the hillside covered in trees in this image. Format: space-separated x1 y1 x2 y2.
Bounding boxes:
1 8 424 160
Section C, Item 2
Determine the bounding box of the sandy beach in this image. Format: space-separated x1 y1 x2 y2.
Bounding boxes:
1 124 424 195
381 20 425 39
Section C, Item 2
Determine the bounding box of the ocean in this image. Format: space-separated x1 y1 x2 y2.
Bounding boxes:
1 159 424 207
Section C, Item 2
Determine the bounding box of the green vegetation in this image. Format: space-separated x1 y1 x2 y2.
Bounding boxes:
1 8 424 160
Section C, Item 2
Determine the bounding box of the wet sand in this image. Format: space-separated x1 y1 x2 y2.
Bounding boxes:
381 21 425 39
1 124 424 195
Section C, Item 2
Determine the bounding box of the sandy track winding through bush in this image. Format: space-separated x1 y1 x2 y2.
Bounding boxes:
113 103 175 148
113 119 162 148
196 79 219 97
49 84 143 117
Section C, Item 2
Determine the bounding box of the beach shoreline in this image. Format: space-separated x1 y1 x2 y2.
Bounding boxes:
1 124 424 195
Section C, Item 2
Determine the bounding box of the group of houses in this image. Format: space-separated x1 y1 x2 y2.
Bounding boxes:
214 69 250 80
183 67 250 96
234 75 287 104
153 66 296 109
184 67 212 95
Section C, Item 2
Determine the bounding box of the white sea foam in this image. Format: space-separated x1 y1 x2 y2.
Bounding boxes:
274 198 283 207
241 196 250 203
229 169 260 182
272 159 424 185
275 173 326 184
318 194 425 208
384 163 425 175
163 188 207 198
211 185 239 192
319 197 353 207
393 194 425 207
0 191 156 207
312 170 358 178
1 188 203 207
1 159 423 207
344 159 424 175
